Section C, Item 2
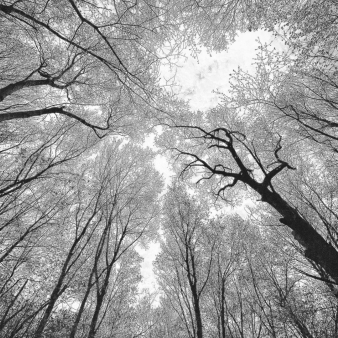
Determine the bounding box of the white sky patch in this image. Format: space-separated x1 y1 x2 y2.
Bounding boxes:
162 30 283 111
143 127 175 189
154 154 174 188
137 242 160 292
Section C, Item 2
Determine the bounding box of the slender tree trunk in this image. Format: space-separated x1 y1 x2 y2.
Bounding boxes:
88 250 118 338
34 262 70 338
194 299 203 338
87 293 104 338
69 271 95 338
34 216 97 338
190 284 203 338
87 278 110 338
220 281 226 338
289 309 314 338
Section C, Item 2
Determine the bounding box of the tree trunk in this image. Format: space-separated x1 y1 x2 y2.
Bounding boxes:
248 178 338 284
190 283 203 338
220 281 226 338
0 79 52 102
34 252 74 338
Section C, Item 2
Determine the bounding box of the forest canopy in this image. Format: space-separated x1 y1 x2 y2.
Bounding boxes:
0 0 338 337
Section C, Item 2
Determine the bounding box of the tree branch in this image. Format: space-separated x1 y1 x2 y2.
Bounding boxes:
0 107 111 137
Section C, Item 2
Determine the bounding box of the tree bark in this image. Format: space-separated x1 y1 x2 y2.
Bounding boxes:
247 178 338 284
220 281 226 338
192 291 203 338
178 125 338 285
0 79 56 102
0 107 109 134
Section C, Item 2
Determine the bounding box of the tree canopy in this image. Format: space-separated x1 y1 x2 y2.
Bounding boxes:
1 0 338 337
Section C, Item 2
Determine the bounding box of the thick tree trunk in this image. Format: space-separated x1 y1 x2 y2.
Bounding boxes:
193 297 203 338
248 179 338 284
0 79 52 102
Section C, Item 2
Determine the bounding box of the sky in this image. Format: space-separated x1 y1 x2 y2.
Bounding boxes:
163 30 280 110
139 29 282 292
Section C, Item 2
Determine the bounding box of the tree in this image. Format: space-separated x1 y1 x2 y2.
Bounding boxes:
242 222 338 338
0 0 179 136
158 16 338 284
0 141 162 338
147 295 190 338
155 185 215 338
164 100 338 284
2 1 338 337
203 216 247 338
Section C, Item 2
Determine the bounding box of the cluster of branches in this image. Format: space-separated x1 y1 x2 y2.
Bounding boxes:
0 0 176 137
172 122 338 284
154 186 338 338
0 142 162 338
1 0 338 337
